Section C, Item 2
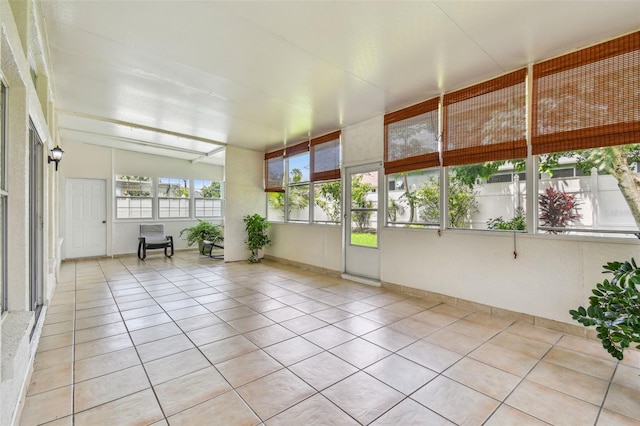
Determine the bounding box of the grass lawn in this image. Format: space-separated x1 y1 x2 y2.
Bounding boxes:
351 232 377 247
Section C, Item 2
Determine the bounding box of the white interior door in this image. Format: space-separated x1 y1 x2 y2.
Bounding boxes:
344 163 382 282
66 178 107 258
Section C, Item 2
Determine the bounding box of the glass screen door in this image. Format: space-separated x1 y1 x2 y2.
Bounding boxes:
344 163 382 282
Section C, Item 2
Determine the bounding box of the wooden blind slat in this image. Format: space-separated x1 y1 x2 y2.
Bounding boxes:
442 68 527 167
311 132 341 181
532 32 640 155
384 98 440 174
311 130 341 146
284 141 309 157
264 149 285 192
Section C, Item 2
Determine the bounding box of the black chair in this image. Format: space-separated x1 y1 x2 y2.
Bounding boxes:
202 236 224 259
138 224 174 260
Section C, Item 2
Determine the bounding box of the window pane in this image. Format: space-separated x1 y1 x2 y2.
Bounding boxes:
447 160 526 230
115 176 152 219
283 152 311 222
194 180 223 217
351 210 378 247
288 152 310 183
117 197 153 219
537 144 640 236
387 168 440 227
158 197 189 218
350 172 378 247
158 177 189 197
195 199 223 217
287 184 310 222
267 192 285 222
157 177 189 218
314 180 341 224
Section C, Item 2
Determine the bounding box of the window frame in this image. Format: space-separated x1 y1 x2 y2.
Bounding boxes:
157 177 191 219
115 175 154 220
285 142 311 223
0 78 7 313
194 179 224 219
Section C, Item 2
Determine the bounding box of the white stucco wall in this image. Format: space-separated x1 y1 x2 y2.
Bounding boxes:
224 145 265 262
1 2 59 424
267 223 342 272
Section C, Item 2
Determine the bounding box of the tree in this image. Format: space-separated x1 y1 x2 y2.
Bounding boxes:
267 168 309 218
416 176 478 227
200 181 221 198
350 174 375 232
315 180 341 222
388 198 405 222
539 145 640 229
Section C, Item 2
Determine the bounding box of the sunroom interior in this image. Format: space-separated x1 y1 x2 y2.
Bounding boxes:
1 1 639 425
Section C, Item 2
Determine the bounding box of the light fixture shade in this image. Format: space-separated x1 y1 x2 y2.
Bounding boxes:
50 146 64 161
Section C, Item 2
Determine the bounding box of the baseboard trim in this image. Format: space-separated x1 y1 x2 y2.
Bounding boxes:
341 274 381 287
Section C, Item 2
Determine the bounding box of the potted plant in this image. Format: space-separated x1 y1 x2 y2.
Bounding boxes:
179 220 222 253
570 258 640 360
243 213 271 263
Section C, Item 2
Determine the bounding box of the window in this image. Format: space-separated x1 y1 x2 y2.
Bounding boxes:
311 131 341 224
533 32 640 235
443 69 527 230
158 177 190 218
384 99 440 227
285 142 310 222
314 181 341 224
0 80 7 313
265 149 285 222
115 175 152 219
387 169 440 227
194 179 223 218
266 131 342 224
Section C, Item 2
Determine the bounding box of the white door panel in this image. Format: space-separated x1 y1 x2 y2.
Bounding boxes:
66 178 107 258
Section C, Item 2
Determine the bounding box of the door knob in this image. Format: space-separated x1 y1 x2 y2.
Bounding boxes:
102 220 106 224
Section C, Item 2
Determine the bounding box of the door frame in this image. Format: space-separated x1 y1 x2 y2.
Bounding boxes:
342 162 383 285
29 120 44 317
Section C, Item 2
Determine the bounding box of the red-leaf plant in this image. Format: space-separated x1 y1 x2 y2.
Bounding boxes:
539 186 582 233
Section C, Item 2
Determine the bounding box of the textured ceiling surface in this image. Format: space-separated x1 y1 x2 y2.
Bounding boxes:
39 1 640 164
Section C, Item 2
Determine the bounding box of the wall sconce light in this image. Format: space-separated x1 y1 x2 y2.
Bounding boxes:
48 145 64 171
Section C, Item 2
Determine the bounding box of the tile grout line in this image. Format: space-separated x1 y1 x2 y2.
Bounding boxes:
38 255 640 425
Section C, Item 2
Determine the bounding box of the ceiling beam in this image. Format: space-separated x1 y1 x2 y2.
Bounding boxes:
57 109 227 147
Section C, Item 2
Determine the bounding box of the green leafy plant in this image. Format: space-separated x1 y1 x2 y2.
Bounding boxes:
243 214 271 263
570 259 640 360
417 176 478 227
315 180 341 222
179 220 222 252
200 181 221 198
487 207 526 231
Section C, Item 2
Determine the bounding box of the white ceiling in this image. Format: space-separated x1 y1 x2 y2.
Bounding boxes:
38 1 640 166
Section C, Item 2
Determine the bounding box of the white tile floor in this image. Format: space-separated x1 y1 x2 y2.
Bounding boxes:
20 252 640 425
